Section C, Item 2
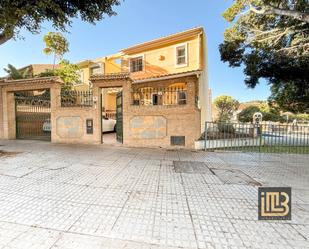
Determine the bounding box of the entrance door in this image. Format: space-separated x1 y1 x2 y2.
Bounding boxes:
15 95 51 141
116 91 123 143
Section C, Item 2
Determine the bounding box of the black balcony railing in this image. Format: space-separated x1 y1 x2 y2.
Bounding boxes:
131 86 187 106
61 90 93 107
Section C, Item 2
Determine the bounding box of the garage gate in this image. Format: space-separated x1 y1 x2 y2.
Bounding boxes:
15 94 51 141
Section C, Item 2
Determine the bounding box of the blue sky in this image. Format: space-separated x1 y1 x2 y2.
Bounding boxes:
0 0 270 102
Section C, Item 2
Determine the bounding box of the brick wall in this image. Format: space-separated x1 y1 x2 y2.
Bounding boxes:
92 76 201 149
1 76 202 149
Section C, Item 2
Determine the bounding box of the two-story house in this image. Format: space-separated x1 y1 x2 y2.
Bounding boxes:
81 27 212 148
0 27 211 149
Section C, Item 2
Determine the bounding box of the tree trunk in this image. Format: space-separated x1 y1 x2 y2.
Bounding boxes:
53 53 56 70
0 32 13 46
270 6 309 23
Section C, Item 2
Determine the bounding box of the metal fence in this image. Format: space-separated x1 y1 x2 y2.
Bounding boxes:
131 86 187 106
202 121 309 154
61 91 93 107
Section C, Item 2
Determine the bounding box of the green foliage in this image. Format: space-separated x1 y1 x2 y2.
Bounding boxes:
36 70 56 78
217 123 236 134
268 79 309 113
43 32 69 64
263 111 283 122
36 60 80 90
288 113 309 122
56 60 80 90
238 106 260 122
238 104 283 122
220 0 309 113
3 64 29 79
0 0 121 45
214 95 239 122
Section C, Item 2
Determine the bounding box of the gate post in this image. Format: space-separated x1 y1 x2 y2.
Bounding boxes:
3 91 16 139
50 83 61 143
92 85 102 144
0 86 3 139
204 122 208 151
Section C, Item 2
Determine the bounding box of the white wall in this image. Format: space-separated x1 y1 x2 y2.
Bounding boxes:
199 33 212 133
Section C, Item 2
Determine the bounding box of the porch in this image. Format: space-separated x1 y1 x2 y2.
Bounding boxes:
91 71 202 149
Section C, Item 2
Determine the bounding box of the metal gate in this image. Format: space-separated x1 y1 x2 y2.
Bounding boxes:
116 91 123 143
203 121 309 154
15 95 51 141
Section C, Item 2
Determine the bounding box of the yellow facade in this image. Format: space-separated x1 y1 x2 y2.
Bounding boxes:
75 27 205 87
75 56 121 90
121 37 201 79
73 27 211 123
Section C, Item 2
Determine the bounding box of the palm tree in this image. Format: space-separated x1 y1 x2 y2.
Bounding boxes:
3 64 29 79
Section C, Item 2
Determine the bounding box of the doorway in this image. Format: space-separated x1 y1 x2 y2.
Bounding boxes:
101 87 123 145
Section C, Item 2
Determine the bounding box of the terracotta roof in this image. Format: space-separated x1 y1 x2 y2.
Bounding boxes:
0 76 63 86
132 70 203 83
121 27 204 54
89 70 202 83
90 72 131 81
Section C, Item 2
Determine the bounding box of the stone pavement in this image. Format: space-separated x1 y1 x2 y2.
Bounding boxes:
0 140 308 249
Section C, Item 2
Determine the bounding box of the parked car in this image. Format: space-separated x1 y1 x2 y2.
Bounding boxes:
42 117 116 133
102 117 116 132
42 118 51 132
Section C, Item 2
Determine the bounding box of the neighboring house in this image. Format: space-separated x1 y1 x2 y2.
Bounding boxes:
75 55 121 90
17 64 59 77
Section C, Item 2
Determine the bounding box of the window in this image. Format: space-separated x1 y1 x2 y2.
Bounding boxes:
177 91 187 105
90 63 103 75
152 93 163 105
176 44 187 66
130 56 143 72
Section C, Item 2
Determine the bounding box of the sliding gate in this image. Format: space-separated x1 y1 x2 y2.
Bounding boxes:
15 95 51 141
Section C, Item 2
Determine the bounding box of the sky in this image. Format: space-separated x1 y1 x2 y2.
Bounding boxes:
0 0 271 102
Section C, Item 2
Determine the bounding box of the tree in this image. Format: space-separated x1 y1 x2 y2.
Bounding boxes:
222 1 309 56
238 106 260 122
269 78 309 113
56 60 80 90
36 60 80 91
220 0 309 113
214 95 239 122
3 64 29 79
238 104 282 122
43 32 69 69
0 0 121 45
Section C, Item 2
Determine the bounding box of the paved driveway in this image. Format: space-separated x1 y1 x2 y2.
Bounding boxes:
0 140 308 249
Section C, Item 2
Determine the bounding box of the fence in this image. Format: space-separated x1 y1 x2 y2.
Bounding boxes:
202 121 309 154
131 86 187 106
15 95 51 113
61 91 93 107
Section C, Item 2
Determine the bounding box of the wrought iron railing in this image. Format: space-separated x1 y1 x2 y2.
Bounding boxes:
131 86 187 106
15 95 51 113
202 121 309 154
61 90 93 107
